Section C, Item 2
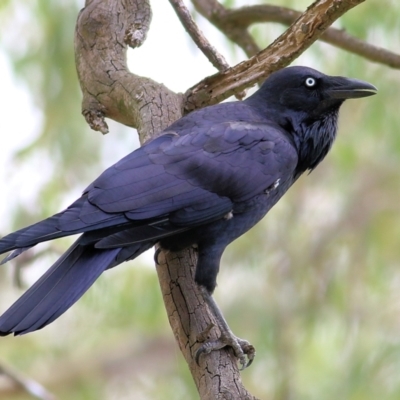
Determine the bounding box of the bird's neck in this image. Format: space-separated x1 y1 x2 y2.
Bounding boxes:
244 95 339 174
292 110 339 174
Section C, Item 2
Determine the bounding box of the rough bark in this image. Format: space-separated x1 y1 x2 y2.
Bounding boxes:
157 249 257 399
75 1 253 398
74 0 372 398
74 0 183 141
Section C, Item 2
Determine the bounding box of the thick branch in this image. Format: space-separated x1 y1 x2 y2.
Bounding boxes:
74 0 183 141
156 249 257 399
186 0 367 111
193 0 400 67
225 4 400 68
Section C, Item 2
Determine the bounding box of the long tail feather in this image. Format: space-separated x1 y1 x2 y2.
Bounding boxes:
0 195 128 260
0 215 64 256
0 246 34 265
0 240 120 336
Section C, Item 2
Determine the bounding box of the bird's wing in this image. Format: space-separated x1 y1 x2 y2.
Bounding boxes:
0 121 298 256
86 121 298 225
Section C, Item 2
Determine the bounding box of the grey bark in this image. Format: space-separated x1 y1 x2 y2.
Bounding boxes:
74 1 253 398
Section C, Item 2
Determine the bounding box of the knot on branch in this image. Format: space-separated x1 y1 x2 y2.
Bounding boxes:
75 0 177 137
124 0 152 48
82 108 108 135
125 22 149 48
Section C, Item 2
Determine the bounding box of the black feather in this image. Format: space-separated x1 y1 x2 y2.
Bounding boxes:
0 66 376 335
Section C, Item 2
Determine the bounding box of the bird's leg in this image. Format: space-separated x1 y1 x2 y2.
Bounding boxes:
195 286 255 370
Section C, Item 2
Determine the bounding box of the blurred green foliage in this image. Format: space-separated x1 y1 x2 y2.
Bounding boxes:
1 0 400 399
0 0 103 223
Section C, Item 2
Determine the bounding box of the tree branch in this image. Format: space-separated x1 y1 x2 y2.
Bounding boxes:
168 0 229 71
193 0 400 68
74 0 183 141
185 0 367 111
192 0 261 58
0 363 56 400
169 0 247 100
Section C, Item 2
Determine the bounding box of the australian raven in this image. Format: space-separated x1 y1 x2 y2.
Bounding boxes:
0 66 376 368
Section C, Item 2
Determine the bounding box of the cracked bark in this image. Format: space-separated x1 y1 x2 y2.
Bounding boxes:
74 0 370 398
75 1 251 398
74 0 183 141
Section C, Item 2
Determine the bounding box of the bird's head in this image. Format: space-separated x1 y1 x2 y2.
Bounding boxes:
246 66 377 172
249 66 377 118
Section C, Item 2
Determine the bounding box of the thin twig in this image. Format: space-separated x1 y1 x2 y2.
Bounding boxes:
169 0 247 99
169 0 229 71
192 0 260 58
321 25 400 68
0 363 56 400
12 246 64 288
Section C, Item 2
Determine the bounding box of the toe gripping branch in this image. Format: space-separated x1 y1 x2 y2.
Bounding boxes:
195 287 256 370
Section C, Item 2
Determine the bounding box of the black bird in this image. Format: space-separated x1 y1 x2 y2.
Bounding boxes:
0 66 376 368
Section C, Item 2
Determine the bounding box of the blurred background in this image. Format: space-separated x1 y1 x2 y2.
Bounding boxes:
0 0 399 399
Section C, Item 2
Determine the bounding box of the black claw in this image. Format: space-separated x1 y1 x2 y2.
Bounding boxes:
195 340 221 366
194 335 256 370
245 358 254 369
238 341 256 370
195 346 205 366
154 247 162 265
196 287 256 369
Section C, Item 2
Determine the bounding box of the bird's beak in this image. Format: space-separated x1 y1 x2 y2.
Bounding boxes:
326 77 378 100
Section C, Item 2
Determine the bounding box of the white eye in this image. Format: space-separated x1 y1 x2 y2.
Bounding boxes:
305 77 317 87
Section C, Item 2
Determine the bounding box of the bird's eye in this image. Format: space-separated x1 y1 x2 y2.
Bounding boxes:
305 77 317 88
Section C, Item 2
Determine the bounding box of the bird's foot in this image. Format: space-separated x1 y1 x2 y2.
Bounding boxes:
195 323 255 370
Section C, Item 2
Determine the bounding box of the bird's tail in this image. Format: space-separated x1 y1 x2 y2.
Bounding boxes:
0 239 121 336
0 195 128 264
0 214 65 264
